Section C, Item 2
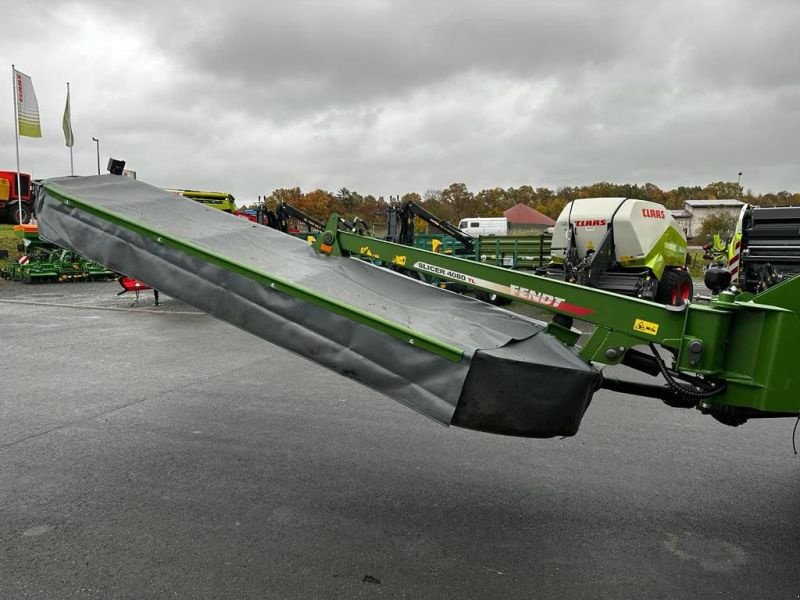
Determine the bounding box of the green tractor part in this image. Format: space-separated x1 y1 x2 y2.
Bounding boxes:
1 224 58 283
51 248 115 282
0 223 113 283
35 175 800 438
315 213 800 426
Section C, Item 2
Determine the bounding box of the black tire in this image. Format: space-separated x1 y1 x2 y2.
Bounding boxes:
9 203 31 225
656 269 693 306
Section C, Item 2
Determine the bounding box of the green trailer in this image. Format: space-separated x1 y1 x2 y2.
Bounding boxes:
411 233 552 271
473 233 551 270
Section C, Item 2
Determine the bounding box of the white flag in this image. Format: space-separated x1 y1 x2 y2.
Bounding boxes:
63 87 74 147
14 69 41 138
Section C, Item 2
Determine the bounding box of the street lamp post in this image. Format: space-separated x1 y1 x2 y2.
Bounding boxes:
92 137 100 175
737 171 743 201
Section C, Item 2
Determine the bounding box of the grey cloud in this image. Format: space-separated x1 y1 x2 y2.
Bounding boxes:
136 1 648 119
2 0 798 200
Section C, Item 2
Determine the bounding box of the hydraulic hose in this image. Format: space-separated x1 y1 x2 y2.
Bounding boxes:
648 343 726 399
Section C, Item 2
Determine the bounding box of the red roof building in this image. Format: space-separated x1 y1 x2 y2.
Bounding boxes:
503 203 555 229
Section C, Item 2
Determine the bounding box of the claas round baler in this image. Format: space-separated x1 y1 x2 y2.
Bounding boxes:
549 198 692 304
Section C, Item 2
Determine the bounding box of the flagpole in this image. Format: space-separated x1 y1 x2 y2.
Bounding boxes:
11 64 23 225
67 82 74 175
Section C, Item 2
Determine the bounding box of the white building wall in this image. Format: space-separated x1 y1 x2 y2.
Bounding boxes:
686 206 743 239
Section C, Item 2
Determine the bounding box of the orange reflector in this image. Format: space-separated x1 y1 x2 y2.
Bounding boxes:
320 244 333 254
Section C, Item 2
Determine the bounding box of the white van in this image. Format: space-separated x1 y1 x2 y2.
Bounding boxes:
458 217 508 237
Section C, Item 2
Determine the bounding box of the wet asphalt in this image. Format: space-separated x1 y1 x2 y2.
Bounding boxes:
0 279 797 599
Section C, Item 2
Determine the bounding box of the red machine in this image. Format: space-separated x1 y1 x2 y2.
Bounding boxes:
117 275 159 305
0 170 34 224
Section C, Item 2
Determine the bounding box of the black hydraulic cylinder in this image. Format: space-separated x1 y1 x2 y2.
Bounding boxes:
620 348 662 377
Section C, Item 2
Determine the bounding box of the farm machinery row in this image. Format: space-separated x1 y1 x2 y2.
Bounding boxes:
31 174 800 439
280 195 693 307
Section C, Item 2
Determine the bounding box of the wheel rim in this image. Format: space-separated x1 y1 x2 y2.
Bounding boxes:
680 280 691 302
670 279 692 305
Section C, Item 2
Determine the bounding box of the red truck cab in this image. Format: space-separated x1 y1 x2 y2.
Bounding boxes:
0 170 33 223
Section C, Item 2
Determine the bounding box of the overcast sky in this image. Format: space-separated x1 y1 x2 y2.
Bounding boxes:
3 0 798 202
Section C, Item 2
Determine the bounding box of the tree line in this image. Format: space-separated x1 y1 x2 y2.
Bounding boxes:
247 181 800 229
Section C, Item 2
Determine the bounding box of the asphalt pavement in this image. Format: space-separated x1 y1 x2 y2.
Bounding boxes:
1 280 798 599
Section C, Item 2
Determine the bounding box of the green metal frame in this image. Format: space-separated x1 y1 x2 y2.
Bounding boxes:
315 214 800 416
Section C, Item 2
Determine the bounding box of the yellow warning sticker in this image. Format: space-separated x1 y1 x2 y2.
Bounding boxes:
633 318 660 336
392 255 407 266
